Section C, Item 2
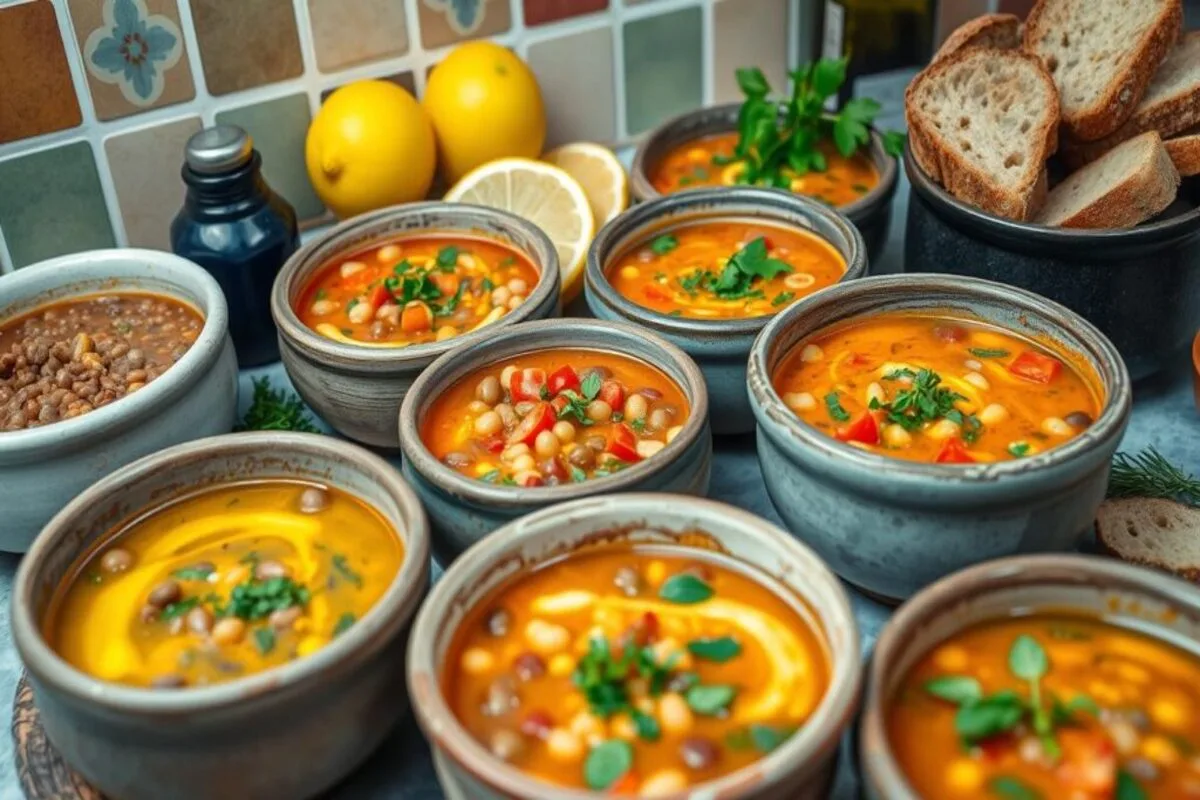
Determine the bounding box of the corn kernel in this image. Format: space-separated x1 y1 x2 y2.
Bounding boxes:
932 645 969 672
549 653 575 677
461 647 495 675
645 560 667 586
944 758 984 791
1142 735 1180 766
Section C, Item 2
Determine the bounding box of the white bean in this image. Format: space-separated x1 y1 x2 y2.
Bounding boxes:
376 245 401 263
928 418 961 440
500 366 518 388
545 728 583 762
491 286 512 305
467 400 490 414
883 424 912 448
512 454 536 472
964 358 983 372
1041 416 1073 437
534 430 560 458
524 619 571 655
552 421 576 443
502 443 530 462
783 391 817 411
586 400 612 423
979 403 1009 426
460 647 495 675
624 394 648 421
339 260 367 278
800 344 824 363
347 301 373 324
507 278 528 295
474 411 503 436
666 425 683 443
507 295 523 310
636 440 666 459
310 299 336 316
964 371 991 391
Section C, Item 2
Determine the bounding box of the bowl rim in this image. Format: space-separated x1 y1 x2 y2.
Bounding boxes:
11 431 431 715
270 201 562 370
586 186 868 339
629 101 900 218
858 553 1200 799
397 318 710 503
747 272 1133 484
0 248 230 457
406 492 863 799
905 143 1200 246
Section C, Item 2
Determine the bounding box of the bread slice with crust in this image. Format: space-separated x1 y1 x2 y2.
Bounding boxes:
1096 497 1200 582
1165 128 1200 176
1062 31 1200 166
934 14 1021 63
1036 131 1179 228
905 48 1059 220
1023 0 1182 141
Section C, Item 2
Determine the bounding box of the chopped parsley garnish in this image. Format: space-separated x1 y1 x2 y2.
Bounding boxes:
969 348 1010 359
572 636 675 723
650 235 678 255
479 469 501 483
872 369 967 432
771 291 795 306
331 554 363 588
173 565 214 581
673 237 791 303
498 256 516 267
557 374 603 426
435 245 461 271
824 391 850 422
237 378 318 433
160 597 200 621
225 577 309 622
253 627 276 656
1008 442 1031 458
333 612 356 636
431 279 468 317
629 417 646 434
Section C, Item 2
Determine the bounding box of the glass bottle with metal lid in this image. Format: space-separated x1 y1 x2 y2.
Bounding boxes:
170 125 299 367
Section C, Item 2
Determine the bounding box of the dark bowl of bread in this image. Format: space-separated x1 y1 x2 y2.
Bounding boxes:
903 2 1200 381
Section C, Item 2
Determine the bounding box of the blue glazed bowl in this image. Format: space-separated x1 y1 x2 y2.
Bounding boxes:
747 273 1132 603
586 187 867 435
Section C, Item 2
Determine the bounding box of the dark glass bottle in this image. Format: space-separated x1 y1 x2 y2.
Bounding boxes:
170 125 299 367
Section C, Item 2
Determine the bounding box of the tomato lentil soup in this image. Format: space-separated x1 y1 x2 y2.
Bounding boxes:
652 132 880 207
45 481 403 689
421 349 688 487
607 219 846 320
296 234 539 347
445 545 830 793
888 615 1200 798
772 313 1102 464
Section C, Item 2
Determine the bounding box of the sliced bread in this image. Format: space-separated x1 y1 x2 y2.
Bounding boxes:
1165 128 1200 176
1023 0 1182 142
1096 497 1200 582
1036 131 1179 227
934 14 1021 63
905 48 1059 220
1063 31 1200 166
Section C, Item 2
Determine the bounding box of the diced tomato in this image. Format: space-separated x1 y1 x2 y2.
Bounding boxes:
366 284 390 310
608 772 638 794
643 285 670 302
759 236 774 251
547 365 580 395
599 380 625 410
847 353 872 367
835 412 879 445
1008 350 1062 384
977 735 1014 762
507 402 555 446
519 710 553 739
432 272 458 296
607 423 641 463
519 473 545 488
400 301 433 333
935 438 975 464
550 395 569 415
509 368 547 402
1055 729 1117 794
639 611 659 642
481 435 505 454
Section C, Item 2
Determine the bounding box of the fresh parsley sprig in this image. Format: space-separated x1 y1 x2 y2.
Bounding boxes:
672 236 791 302
871 369 980 441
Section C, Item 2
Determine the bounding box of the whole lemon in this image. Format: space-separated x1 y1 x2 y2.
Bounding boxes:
424 41 546 184
306 80 436 219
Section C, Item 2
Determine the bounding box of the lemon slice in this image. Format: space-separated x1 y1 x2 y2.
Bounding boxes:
543 142 629 228
445 157 595 304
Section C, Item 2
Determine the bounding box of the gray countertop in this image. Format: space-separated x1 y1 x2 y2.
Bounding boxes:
0 170 1196 799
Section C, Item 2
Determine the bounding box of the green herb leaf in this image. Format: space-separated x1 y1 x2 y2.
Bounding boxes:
432 279 469 317
735 66 771 97
989 775 1043 800
225 577 310 622
1008 442 1031 458
687 637 741 663
173 565 214 581
1115 771 1148 800
569 465 588 483
631 709 660 741
253 627 276 656
650 235 679 255
969 348 1010 359
581 372 603 400
954 691 1026 743
875 369 964 431
480 469 501 483
1008 635 1048 681
686 684 736 715
824 391 851 422
883 130 907 158
436 246 460 271
333 612 356 636
658 574 714 604
771 291 795 306
583 740 633 790
160 597 200 621
332 553 363 589
924 675 983 706
727 237 792 281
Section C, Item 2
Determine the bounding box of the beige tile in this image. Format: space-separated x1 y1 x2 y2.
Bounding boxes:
68 0 195 121
308 0 409 73
105 116 202 250
0 1 82 144
528 27 617 147
713 0 789 104
189 0 303 95
417 0 511 50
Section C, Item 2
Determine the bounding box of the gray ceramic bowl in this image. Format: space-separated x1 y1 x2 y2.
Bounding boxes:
630 103 899 262
398 318 712 563
11 432 431 800
0 248 237 553
905 144 1200 380
747 273 1133 603
407 493 862 800
271 202 562 450
858 554 1200 799
586 187 867 435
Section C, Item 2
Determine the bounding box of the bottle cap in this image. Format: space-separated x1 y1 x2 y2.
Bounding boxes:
184 125 254 174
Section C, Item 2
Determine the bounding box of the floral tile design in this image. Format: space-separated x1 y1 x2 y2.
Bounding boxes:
320 72 417 104
105 116 202 250
0 142 115 270
528 27 616 146
215 95 324 222
713 0 788 104
623 7 703 136
68 0 195 121
0 1 82 144
523 0 607 27
418 0 511 50
189 0 303 96
308 0 409 73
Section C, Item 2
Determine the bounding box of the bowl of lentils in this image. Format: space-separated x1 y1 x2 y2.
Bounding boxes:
0 248 238 552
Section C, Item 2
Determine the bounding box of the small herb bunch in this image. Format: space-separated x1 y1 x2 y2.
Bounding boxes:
724 60 905 189
1107 448 1200 505
557 372 605 426
238 377 318 433
667 235 792 303
871 368 983 443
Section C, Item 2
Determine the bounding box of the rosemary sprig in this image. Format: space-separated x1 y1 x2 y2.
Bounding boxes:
1107 448 1200 505
238 377 319 433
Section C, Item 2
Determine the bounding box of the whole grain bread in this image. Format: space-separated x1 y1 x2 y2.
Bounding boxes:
905 48 1059 220
1036 131 1179 227
1165 128 1200 176
934 14 1021 63
1096 497 1200 582
1023 0 1182 142
1062 31 1200 166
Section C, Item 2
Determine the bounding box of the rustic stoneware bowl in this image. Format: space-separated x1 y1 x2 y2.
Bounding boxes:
586 187 867 435
398 318 712 563
858 554 1200 799
407 493 862 800
0 248 237 553
630 103 899 262
271 202 562 450
11 432 431 800
747 273 1133 603
905 144 1200 380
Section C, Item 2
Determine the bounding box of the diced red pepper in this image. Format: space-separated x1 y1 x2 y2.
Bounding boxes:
432 272 458 296
366 284 390 310
607 423 641 462
599 380 625 411
509 368 547 402
519 710 553 739
643 285 670 302
835 412 879 445
481 435 505 454
507 402 555 446
519 474 545 487
935 437 975 464
1008 350 1062 384
547 365 580 396
608 772 639 794
1055 729 1117 794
